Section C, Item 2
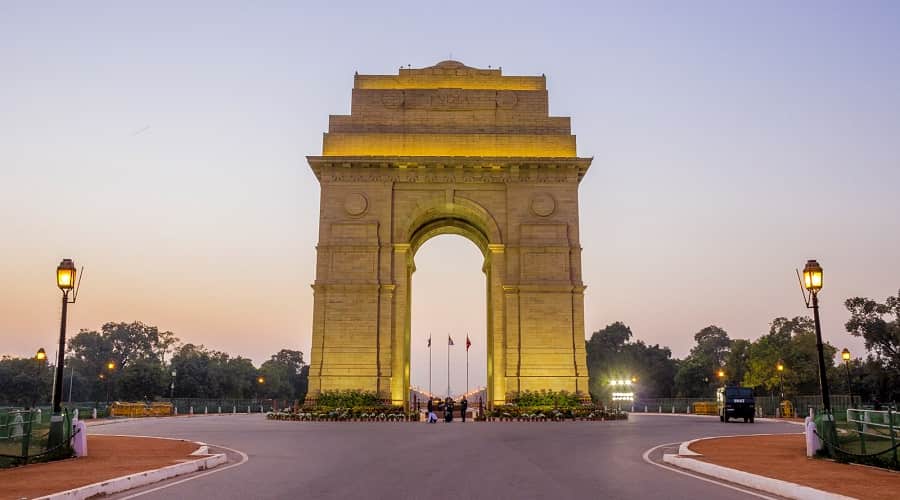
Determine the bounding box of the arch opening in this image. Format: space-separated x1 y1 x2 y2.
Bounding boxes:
409 233 488 404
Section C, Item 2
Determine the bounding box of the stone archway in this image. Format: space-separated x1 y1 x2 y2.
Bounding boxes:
306 61 592 407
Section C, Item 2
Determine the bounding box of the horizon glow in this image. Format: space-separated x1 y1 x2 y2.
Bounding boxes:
2 2 899 394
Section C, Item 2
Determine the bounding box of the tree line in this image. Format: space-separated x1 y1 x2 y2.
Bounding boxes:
587 289 900 403
2 289 897 406
0 321 308 406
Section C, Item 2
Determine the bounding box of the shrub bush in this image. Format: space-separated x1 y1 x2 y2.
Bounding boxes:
313 390 381 408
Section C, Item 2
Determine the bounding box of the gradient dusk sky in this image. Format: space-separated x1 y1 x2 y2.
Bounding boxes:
2 1 899 395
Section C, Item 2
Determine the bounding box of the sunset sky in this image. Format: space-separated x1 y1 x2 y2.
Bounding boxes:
2 2 899 394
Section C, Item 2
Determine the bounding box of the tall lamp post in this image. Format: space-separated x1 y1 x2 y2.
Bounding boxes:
776 360 785 400
801 259 831 415
50 259 79 446
256 375 265 403
104 361 115 407
34 348 47 408
841 348 853 407
170 369 177 399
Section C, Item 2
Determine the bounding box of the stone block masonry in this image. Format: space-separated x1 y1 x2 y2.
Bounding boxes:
306 60 592 407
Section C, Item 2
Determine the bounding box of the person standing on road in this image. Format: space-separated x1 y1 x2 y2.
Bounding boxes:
445 397 454 423
427 398 437 423
460 397 468 422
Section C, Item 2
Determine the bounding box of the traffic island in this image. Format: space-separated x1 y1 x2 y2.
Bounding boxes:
0 435 223 500
664 434 900 500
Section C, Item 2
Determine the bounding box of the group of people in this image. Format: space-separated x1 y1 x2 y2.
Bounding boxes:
426 396 469 423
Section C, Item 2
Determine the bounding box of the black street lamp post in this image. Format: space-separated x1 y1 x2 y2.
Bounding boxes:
799 259 836 454
104 361 115 407
34 348 47 409
776 360 785 400
50 259 79 447
801 259 830 415
841 348 853 406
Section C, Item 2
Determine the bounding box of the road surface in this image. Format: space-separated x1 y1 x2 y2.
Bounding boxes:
91 413 800 499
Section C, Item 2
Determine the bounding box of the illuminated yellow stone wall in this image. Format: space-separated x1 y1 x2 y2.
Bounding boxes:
322 133 576 157
307 60 592 407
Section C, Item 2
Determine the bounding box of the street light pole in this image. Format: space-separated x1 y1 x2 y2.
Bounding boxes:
776 360 785 400
53 289 69 414
801 259 831 414
34 348 47 409
104 361 115 407
811 288 831 414
50 259 79 447
841 348 853 407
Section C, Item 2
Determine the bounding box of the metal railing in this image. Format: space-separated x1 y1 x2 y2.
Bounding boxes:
0 409 73 467
841 407 900 464
165 398 276 415
628 394 862 417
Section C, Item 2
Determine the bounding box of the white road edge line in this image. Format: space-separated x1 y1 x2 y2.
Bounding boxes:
641 442 779 500
116 442 249 499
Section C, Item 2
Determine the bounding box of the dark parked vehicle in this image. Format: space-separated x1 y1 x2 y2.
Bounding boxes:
717 386 755 423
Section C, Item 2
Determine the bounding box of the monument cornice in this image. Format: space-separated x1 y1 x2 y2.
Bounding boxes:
307 155 592 183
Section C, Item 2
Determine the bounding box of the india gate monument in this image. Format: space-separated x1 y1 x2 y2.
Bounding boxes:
306 60 592 408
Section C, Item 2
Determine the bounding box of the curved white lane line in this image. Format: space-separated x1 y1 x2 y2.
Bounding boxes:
641 442 778 500
117 443 249 499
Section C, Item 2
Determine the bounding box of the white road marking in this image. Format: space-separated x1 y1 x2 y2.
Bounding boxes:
641 442 780 500
116 443 249 499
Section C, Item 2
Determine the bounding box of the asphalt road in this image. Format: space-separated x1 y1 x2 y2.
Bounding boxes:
91 414 801 500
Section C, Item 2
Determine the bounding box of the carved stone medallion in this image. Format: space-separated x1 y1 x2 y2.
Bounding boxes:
530 193 556 217
344 193 368 216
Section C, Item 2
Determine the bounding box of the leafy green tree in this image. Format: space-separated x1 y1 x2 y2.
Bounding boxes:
586 322 676 400
218 356 257 399
725 339 751 385
845 290 900 373
170 344 219 398
296 365 309 402
674 325 731 397
743 316 836 397
259 349 307 400
689 326 731 368
0 355 53 406
674 358 715 398
66 322 178 401
117 358 167 401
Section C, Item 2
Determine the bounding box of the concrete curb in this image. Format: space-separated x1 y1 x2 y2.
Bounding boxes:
663 436 856 500
34 443 226 500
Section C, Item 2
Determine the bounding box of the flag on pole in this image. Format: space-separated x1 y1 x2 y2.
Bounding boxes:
448 335 454 346
427 335 431 348
466 335 471 351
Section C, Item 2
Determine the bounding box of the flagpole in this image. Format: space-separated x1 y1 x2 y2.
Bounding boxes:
428 334 432 396
446 334 450 398
466 333 469 394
